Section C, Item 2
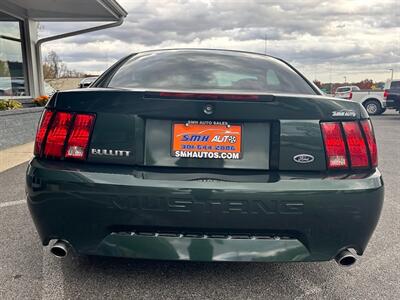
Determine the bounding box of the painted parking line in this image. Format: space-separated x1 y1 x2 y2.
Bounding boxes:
0 199 26 208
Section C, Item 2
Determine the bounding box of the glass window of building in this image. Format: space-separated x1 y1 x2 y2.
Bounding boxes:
0 11 28 97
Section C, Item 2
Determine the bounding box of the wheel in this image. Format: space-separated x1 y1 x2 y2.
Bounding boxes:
363 99 382 115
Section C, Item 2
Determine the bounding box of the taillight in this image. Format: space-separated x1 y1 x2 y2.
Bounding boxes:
34 110 53 156
342 122 369 168
34 110 96 160
44 112 73 158
65 114 95 160
383 90 388 100
321 120 378 170
321 122 348 169
348 92 353 100
361 120 378 167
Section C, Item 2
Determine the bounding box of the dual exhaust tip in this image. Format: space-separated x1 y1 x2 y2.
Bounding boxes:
49 240 357 267
335 249 357 267
50 240 70 258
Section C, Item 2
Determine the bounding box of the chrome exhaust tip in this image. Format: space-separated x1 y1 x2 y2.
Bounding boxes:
50 240 70 258
335 249 357 267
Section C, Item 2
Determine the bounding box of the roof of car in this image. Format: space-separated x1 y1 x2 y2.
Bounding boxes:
80 77 98 82
336 86 358 89
130 48 281 61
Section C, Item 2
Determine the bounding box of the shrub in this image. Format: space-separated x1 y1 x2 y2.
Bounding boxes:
33 95 50 107
0 99 23 111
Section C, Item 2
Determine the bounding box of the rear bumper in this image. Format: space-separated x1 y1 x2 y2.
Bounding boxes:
26 159 384 262
385 99 396 108
386 97 400 110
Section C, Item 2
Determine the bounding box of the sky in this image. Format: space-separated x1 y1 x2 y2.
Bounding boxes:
40 0 400 83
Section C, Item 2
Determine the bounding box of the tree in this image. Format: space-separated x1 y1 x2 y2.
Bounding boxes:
43 61 55 79
0 60 9 77
42 51 83 79
44 51 62 78
313 80 322 88
356 79 373 90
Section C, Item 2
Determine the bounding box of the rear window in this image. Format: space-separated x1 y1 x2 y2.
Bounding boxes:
106 50 316 95
336 87 350 93
391 81 400 88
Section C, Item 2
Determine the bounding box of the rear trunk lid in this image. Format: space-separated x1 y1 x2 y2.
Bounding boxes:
48 88 367 171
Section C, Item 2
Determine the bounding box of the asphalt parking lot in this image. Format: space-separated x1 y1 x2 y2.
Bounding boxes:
1 112 399 300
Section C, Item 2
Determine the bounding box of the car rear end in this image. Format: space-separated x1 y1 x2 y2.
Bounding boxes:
384 80 400 112
334 87 354 100
26 50 383 264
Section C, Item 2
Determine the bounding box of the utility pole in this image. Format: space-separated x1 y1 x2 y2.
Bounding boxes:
388 68 394 81
344 76 347 83
329 63 333 94
264 32 267 55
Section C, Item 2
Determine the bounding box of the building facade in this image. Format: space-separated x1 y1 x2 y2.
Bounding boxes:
0 0 127 100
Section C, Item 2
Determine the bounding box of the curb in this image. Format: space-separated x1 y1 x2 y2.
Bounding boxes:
0 142 34 173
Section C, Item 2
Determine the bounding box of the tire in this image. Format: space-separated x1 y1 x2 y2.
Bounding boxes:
363 99 382 115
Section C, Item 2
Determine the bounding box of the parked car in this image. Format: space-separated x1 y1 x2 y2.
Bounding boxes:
334 85 360 99
350 90 387 115
78 76 97 88
0 79 55 97
0 77 26 96
335 86 387 115
384 79 400 112
27 49 383 267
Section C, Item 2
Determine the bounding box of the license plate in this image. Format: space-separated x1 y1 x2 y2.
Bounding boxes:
171 121 242 160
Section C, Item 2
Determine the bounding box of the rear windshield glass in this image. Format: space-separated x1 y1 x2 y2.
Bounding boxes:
391 81 400 88
106 51 316 95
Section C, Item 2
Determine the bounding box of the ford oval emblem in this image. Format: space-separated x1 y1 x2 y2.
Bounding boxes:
293 154 315 164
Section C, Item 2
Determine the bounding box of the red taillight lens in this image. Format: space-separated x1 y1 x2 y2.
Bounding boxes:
361 120 378 167
65 114 95 160
44 112 73 158
383 90 388 100
321 122 348 169
348 92 353 100
34 111 96 160
342 122 369 168
321 120 377 170
34 110 53 156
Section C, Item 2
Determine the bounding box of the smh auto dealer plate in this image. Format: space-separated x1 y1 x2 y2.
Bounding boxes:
171 121 242 160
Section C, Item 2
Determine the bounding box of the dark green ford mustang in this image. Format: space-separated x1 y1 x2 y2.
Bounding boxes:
26 49 383 266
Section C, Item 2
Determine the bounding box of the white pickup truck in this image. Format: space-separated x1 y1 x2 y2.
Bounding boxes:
334 86 387 115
